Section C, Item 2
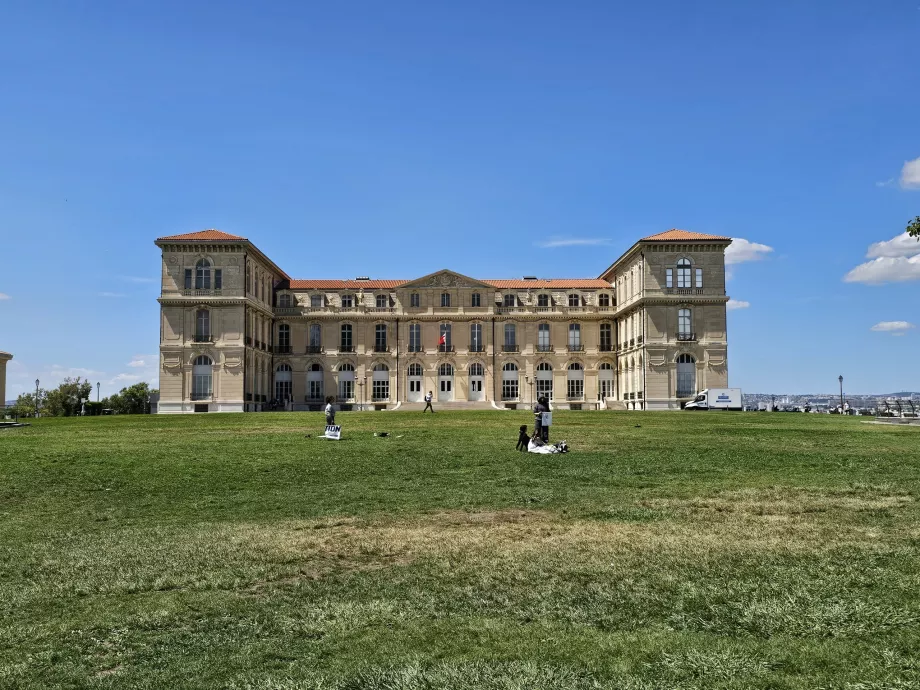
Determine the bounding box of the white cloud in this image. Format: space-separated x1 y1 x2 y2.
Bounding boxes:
900 157 920 189
725 238 774 265
0 293 10 300
98 292 127 298
536 237 611 248
127 354 156 368
726 299 750 310
844 255 920 284
871 321 915 336
867 232 920 259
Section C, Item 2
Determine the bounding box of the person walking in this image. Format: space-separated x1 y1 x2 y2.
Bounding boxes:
423 391 435 413
324 396 335 426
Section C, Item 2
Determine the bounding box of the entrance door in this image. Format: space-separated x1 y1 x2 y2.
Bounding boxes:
338 364 355 400
469 363 484 401
407 363 422 402
438 363 454 402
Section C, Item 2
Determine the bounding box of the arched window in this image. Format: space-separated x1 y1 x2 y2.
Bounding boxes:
407 362 422 397
192 355 213 400
279 294 291 308
408 363 423 377
372 363 389 401
195 259 211 290
567 363 584 399
307 363 323 400
469 363 484 376
598 294 610 307
536 361 553 400
195 309 210 342
275 364 293 401
338 363 355 400
439 363 454 377
277 324 290 350
677 354 696 398
501 362 519 401
677 258 692 288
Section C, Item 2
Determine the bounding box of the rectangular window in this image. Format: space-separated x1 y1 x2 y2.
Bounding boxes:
278 326 290 348
504 323 516 348
600 323 612 351
196 310 210 340
501 372 519 401
308 379 323 400
470 323 482 351
503 294 515 308
309 324 322 349
341 294 353 308
409 323 421 351
567 377 584 399
184 269 192 290
410 293 420 308
340 379 353 400
678 309 692 337
471 293 481 307
439 323 452 350
695 268 703 288
376 294 387 308
340 324 353 350
311 294 323 308
375 324 387 350
192 374 212 399
538 323 551 351
568 323 581 349
276 380 292 401
538 294 549 308
372 378 389 401
666 269 673 289
568 294 580 307
214 270 222 290
441 293 451 307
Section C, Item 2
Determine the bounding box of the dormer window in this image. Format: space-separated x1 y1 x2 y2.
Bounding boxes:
310 294 323 308
441 293 451 307
568 293 580 307
279 294 291 308
503 294 515 308
410 292 420 308
341 294 353 308
537 294 550 308
376 294 388 308
598 294 610 307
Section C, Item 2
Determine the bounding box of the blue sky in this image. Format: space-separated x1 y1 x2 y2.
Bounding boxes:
1 0 918 398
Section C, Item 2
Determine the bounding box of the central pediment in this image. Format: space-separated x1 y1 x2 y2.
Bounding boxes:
399 269 494 290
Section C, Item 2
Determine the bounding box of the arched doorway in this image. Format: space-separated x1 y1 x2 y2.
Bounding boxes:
501 362 519 401
407 362 423 402
536 362 553 402
469 362 484 401
677 354 696 398
338 363 355 401
598 362 614 402
438 363 454 402
372 363 390 402
566 363 584 400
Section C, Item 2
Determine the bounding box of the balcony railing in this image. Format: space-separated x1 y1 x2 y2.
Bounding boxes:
637 335 644 344
408 344 423 353
369 307 395 313
339 345 356 352
273 345 292 354
373 345 390 353
567 344 584 352
305 345 323 354
676 332 697 341
469 344 484 352
182 289 223 297
537 344 553 352
599 344 613 352
275 307 300 316
629 338 635 347
438 344 455 353
502 344 519 353
193 334 213 343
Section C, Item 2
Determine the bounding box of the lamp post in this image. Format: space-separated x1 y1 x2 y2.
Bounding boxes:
35 379 39 418
838 375 844 413
526 376 533 406
97 382 100 402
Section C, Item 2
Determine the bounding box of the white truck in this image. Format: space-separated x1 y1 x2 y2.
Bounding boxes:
684 388 742 411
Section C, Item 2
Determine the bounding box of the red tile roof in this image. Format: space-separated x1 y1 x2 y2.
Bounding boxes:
641 229 731 242
288 280 409 289
156 229 247 241
484 279 612 289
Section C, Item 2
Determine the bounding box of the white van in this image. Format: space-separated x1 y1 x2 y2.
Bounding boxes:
684 388 742 411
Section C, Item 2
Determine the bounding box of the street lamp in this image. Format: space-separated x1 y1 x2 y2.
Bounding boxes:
839 375 844 413
525 376 533 406
35 379 40 418
97 382 100 402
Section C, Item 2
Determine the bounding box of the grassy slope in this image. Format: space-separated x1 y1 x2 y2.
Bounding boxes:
1 411 918 689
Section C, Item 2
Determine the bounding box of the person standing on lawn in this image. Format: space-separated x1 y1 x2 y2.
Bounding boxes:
423 391 434 413
533 396 545 441
324 396 335 426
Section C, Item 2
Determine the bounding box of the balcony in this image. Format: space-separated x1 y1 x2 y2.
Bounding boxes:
407 344 423 353
438 344 455 353
373 345 390 353
273 345 292 354
182 289 223 297
339 345 356 353
193 334 213 343
469 344 484 352
502 344 519 353
495 306 524 315
567 344 584 352
369 307 395 313
536 344 553 352
305 345 323 354
676 332 697 342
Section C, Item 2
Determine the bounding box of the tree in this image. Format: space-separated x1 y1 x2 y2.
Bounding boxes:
44 377 93 417
908 216 920 240
12 390 46 417
102 382 154 414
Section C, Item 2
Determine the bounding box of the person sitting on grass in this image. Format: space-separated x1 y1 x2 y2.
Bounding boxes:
527 432 569 454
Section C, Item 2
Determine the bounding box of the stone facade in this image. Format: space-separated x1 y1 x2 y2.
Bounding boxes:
0 351 11 406
156 229 732 413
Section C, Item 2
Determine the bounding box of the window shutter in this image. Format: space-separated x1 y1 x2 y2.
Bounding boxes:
184 269 192 290
215 270 222 289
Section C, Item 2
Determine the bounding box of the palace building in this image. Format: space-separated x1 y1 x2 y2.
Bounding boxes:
155 229 732 413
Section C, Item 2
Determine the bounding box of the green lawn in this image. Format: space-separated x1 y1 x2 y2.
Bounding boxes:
1 411 919 689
